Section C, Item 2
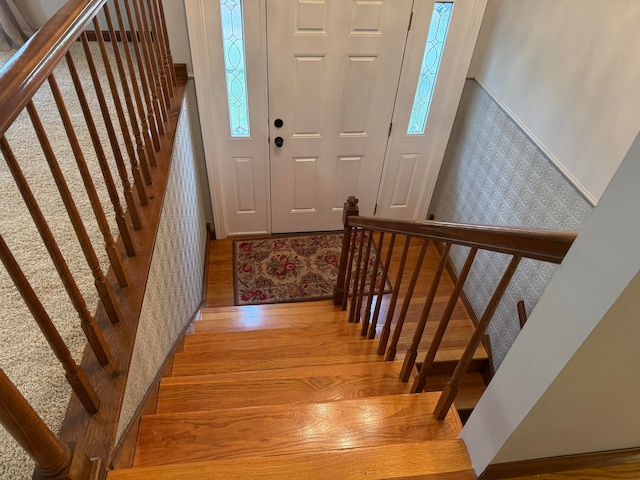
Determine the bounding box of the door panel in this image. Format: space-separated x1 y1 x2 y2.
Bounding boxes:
268 0 414 233
376 0 487 221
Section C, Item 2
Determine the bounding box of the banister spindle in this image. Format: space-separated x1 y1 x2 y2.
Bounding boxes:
434 255 522 420
399 243 451 381
114 0 157 168
90 20 152 189
342 228 358 312
103 5 154 183
378 236 411 355
145 0 171 108
154 0 178 88
65 51 142 237
334 196 359 306
353 229 373 323
412 247 478 393
348 228 367 323
368 232 396 339
77 35 149 209
0 234 100 413
122 0 161 151
0 137 112 367
48 73 130 289
0 368 98 479
385 239 429 361
361 231 384 336
26 101 124 325
133 0 168 127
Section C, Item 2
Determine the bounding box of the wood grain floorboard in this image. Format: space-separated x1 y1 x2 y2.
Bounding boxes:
156 361 413 413
172 351 384 376
111 441 474 479
134 393 463 467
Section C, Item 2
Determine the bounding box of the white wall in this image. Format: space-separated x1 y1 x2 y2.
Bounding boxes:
21 0 193 74
472 0 640 203
461 132 640 473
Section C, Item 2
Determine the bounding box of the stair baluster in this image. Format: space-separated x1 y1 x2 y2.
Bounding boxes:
348 227 367 323
411 247 478 393
154 0 178 89
0 368 99 479
0 138 113 367
66 51 141 246
377 236 411 355
0 234 101 413
399 243 451 381
368 232 395 339
133 0 168 127
361 231 384 336
385 239 429 361
353 229 373 324
26 101 124 325
47 73 131 288
146 0 172 109
434 255 522 420
104 5 155 182
123 0 161 151
334 196 359 307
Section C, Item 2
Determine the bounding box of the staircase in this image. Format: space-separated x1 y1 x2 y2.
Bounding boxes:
108 300 484 479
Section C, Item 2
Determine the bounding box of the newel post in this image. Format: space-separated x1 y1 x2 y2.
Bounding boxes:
0 368 100 480
333 196 359 305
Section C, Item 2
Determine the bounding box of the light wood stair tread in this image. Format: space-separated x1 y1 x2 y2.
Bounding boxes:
172 351 384 376
134 393 463 467
110 440 474 480
157 361 413 413
183 324 365 351
193 311 349 333
185 318 480 351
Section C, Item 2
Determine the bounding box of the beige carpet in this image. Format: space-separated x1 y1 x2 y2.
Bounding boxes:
0 42 137 479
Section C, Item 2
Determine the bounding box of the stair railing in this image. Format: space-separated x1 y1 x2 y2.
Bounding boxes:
0 0 180 478
334 196 576 420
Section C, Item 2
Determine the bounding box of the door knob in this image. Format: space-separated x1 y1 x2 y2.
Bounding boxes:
274 119 284 128
274 136 284 147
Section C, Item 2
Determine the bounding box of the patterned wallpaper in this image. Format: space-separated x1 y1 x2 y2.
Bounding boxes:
116 80 212 442
429 79 593 369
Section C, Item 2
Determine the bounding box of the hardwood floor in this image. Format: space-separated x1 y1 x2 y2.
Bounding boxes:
205 234 488 364
108 236 640 479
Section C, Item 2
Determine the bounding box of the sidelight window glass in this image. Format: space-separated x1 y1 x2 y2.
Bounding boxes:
407 2 453 135
220 0 250 137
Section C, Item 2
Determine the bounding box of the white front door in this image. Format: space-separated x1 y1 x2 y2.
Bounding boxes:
185 0 486 238
267 0 413 233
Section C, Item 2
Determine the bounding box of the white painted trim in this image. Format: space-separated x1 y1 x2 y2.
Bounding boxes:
473 75 598 207
414 0 489 221
184 0 229 238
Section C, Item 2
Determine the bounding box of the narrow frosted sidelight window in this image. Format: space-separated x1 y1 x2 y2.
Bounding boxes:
407 2 453 135
220 0 250 137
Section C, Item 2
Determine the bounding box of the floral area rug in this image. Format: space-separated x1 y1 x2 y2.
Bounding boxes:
233 232 389 306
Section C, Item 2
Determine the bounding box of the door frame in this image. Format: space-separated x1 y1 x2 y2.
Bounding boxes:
376 0 488 221
185 0 486 239
185 0 269 239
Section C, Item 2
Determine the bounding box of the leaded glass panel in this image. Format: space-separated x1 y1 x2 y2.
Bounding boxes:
407 2 453 135
220 0 250 137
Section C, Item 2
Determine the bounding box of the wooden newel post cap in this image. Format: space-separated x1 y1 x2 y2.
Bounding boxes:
343 196 359 225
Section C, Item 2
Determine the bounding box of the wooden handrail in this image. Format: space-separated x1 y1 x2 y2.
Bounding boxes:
0 0 181 476
346 216 576 264
336 197 578 420
0 0 106 137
